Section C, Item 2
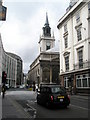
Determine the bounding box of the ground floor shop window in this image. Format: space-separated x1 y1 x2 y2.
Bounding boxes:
82 78 87 87
64 77 71 88
64 77 67 88
67 80 71 87
64 80 66 87
76 74 90 88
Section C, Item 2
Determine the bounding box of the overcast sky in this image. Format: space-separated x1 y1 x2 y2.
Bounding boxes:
0 0 70 73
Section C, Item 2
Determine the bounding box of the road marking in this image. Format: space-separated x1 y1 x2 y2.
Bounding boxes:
25 103 37 118
70 104 89 110
6 91 36 95
26 103 36 111
71 96 88 100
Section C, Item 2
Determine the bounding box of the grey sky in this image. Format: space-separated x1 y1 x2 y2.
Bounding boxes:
0 0 70 73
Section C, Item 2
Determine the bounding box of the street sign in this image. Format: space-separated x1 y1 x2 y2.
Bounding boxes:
0 5 7 21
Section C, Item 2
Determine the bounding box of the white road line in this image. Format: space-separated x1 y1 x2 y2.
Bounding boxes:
6 91 36 95
26 103 36 111
70 104 89 110
71 96 88 100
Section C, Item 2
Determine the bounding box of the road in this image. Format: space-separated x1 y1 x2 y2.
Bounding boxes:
2 88 89 119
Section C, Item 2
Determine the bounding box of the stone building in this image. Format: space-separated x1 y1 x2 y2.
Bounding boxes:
6 52 23 86
0 33 23 88
28 13 59 87
57 0 90 94
0 34 17 88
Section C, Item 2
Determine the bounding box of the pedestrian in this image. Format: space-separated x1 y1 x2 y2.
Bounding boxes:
36 84 38 92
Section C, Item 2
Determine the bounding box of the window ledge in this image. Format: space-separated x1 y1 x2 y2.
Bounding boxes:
75 22 82 29
63 31 68 37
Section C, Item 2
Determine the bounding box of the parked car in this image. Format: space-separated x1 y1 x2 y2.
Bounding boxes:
37 84 70 108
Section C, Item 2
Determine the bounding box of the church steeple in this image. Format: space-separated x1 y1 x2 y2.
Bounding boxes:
39 12 55 53
43 12 51 37
45 12 49 26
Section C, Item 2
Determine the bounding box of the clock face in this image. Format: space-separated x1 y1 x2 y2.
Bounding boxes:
46 42 51 46
46 42 51 50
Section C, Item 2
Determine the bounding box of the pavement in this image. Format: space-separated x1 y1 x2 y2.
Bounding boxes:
0 96 2 120
0 91 89 120
0 91 35 120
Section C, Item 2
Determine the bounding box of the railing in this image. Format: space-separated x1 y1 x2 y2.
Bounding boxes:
73 61 90 70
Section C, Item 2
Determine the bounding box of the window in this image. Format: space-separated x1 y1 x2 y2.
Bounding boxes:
64 78 67 87
78 75 80 78
76 74 90 88
64 37 68 48
88 2 90 14
77 79 81 87
77 27 82 41
65 56 69 71
88 78 90 87
82 78 87 87
76 12 80 23
67 80 71 87
51 87 65 93
41 88 46 93
78 49 83 69
64 77 68 88
40 47 41 52
64 24 67 32
46 45 50 50
38 69 39 75
64 80 66 87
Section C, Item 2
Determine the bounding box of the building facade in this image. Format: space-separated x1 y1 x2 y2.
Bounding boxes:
28 51 59 87
6 52 23 86
28 13 59 87
0 34 17 88
0 34 23 88
0 34 3 86
57 0 90 94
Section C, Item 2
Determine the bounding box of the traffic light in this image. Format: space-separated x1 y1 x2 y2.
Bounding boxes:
2 71 7 83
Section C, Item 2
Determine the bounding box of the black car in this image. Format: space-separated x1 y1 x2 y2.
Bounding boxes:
37 84 70 108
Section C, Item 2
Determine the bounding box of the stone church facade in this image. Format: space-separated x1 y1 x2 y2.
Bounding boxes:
28 13 59 87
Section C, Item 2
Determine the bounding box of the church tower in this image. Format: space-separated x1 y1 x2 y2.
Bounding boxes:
39 13 55 53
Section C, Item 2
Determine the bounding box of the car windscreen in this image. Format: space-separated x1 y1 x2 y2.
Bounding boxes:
51 87 66 94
